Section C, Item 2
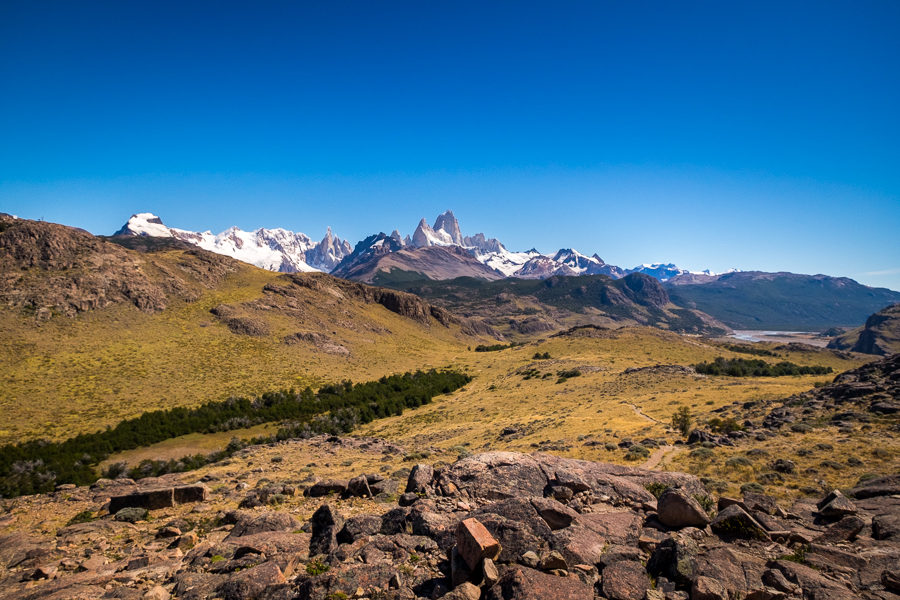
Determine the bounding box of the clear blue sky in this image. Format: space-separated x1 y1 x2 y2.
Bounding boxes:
2 1 899 290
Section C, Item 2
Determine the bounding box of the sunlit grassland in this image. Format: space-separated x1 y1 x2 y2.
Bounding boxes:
0 258 476 445
358 328 886 500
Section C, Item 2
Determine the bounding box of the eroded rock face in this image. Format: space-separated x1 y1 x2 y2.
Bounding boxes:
433 451 707 505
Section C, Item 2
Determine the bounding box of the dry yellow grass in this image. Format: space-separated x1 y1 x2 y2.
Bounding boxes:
3 247 890 505
0 252 484 444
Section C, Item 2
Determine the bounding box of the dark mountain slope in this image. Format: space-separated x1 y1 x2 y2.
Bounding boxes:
667 271 900 331
392 272 728 337
333 242 503 283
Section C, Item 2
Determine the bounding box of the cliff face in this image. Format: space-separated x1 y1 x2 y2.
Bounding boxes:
828 303 900 356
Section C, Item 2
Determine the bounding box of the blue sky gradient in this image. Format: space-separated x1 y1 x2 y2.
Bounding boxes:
2 1 899 289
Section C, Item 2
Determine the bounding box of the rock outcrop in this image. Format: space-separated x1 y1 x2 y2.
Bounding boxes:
2 450 899 599
828 302 900 356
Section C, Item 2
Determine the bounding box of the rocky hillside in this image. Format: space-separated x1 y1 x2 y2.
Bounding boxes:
0 214 240 317
392 273 728 338
2 447 898 599
0 216 494 444
828 303 900 356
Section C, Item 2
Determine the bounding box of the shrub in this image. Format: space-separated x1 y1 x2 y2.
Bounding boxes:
306 559 330 575
725 456 752 468
671 406 692 437
645 482 670 499
708 417 744 434
67 510 95 526
740 482 765 494
102 461 128 480
694 494 716 514
690 447 714 460
873 448 892 459
625 444 650 461
700 478 729 493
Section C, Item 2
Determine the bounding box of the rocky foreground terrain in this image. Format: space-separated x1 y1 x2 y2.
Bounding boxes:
2 444 899 600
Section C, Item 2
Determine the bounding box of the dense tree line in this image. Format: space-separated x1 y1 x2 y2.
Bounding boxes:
474 343 519 352
694 357 832 377
721 343 779 357
0 370 470 498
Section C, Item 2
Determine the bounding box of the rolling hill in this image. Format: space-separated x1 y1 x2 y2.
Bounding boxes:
0 215 493 444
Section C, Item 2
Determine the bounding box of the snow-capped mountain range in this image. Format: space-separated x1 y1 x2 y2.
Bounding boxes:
115 211 733 282
115 213 352 273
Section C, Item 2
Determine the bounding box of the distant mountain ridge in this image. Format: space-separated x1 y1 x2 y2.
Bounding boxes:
115 212 352 273
115 210 729 282
668 271 900 331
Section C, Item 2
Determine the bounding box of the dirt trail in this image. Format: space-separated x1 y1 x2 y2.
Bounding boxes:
622 401 666 425
643 444 682 470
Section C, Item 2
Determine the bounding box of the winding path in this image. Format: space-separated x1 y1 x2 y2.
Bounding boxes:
621 401 667 425
643 444 683 470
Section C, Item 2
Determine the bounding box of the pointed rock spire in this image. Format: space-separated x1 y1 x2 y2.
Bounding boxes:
433 210 463 245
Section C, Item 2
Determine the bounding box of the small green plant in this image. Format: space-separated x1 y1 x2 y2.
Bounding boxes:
66 509 95 526
644 482 670 499
557 368 581 379
306 558 330 576
210 555 226 563
532 352 551 359
779 544 809 564
873 447 891 459
693 494 716 515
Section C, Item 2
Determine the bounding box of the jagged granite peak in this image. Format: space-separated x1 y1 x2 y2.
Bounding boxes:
411 217 453 248
114 211 734 284
389 229 405 246
433 209 463 245
305 227 353 272
462 232 504 254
